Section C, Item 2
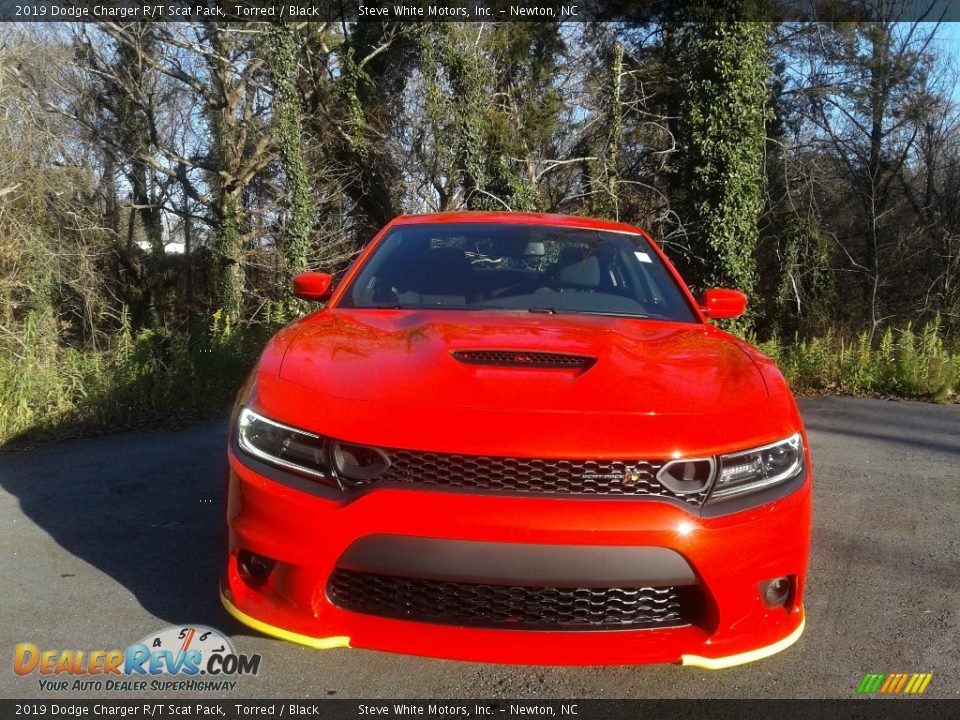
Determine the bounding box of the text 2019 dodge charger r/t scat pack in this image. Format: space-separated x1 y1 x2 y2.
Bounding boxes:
221 212 811 667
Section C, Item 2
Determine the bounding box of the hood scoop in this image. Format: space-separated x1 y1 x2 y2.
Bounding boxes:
451 350 597 370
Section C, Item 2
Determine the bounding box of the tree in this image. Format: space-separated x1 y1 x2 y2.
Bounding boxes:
786 20 947 334
412 22 565 212
269 23 314 293
676 20 771 323
586 41 625 220
74 23 176 328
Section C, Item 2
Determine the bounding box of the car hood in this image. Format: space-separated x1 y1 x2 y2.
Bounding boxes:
276 309 767 415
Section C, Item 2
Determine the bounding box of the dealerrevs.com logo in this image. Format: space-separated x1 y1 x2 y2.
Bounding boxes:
14 625 261 692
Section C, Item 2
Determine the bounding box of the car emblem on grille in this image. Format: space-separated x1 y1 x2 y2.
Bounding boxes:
582 472 620 481
581 467 644 483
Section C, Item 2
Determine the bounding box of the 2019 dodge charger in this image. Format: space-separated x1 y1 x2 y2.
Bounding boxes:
221 212 811 667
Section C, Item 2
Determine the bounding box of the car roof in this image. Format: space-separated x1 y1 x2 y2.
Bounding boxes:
390 211 645 236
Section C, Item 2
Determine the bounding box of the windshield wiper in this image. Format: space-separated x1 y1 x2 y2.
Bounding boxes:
363 304 649 319
528 307 649 319
574 309 651 319
364 303 508 311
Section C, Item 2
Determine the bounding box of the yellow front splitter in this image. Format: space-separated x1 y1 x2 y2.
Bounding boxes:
681 609 806 669
222 589 803 667
220 591 350 651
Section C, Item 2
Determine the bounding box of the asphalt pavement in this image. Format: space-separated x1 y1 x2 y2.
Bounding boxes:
1 396 957 699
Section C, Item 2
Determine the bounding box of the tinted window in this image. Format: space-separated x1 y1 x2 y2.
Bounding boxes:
338 223 698 323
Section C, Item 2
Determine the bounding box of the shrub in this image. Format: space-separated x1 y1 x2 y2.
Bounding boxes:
0 307 284 447
762 319 957 403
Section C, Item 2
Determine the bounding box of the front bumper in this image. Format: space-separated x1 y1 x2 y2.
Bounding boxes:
222 446 811 666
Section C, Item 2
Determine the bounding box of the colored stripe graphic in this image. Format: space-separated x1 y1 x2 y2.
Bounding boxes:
857 674 885 693
879 674 897 693
858 673 932 695
910 674 933 694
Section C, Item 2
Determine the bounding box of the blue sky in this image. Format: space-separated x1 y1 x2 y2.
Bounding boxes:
931 23 960 99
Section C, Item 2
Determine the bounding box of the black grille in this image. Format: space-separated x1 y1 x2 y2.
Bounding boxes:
328 569 698 630
452 350 595 369
341 453 707 506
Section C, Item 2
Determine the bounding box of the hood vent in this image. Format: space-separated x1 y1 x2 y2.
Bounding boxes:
452 350 596 370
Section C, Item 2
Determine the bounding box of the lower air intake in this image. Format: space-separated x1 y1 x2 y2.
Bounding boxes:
327 569 699 630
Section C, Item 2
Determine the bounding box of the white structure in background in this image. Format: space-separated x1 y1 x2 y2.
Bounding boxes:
134 241 185 254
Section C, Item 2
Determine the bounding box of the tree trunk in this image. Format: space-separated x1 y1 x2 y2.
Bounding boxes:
269 24 314 292
208 26 246 326
678 20 771 330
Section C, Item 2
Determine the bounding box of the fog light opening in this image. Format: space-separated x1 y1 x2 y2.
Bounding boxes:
760 576 793 608
237 550 276 587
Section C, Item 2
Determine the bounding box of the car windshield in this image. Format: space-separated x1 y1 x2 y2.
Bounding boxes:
338 222 698 323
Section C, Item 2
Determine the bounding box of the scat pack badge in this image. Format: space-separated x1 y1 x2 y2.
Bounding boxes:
14 625 261 692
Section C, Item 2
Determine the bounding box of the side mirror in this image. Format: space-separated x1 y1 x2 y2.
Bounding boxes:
292 272 333 302
700 288 747 319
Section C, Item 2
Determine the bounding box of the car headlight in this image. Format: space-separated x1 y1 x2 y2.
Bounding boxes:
707 433 804 503
236 407 335 485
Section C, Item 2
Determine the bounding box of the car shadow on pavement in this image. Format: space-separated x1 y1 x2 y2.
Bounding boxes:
0 418 252 637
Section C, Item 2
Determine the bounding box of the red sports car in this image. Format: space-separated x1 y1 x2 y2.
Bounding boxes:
221 212 811 667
